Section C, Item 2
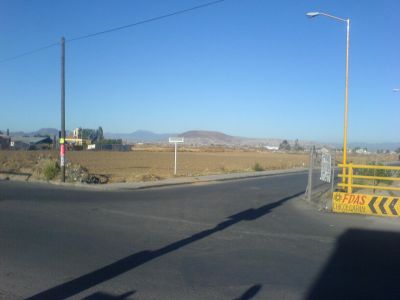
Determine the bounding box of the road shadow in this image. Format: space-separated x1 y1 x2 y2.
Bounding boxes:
306 228 400 300
82 290 135 299
233 284 262 300
26 191 303 300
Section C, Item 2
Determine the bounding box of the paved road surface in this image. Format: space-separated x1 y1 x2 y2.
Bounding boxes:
1 173 399 299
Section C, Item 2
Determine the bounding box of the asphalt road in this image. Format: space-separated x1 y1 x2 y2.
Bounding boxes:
1 173 400 300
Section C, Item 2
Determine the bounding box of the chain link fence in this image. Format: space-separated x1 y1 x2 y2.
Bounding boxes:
305 147 337 210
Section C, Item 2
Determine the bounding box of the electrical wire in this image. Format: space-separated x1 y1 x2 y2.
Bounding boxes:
0 0 227 64
68 0 226 42
0 42 59 64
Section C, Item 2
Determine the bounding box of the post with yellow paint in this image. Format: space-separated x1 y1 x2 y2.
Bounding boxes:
348 164 353 194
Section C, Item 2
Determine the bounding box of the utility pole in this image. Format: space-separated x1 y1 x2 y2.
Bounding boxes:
60 37 66 182
306 146 315 202
174 142 178 175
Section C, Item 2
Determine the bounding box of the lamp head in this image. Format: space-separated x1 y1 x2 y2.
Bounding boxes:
306 12 320 18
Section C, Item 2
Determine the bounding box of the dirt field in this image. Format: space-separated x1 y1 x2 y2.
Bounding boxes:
68 150 310 182
0 149 397 183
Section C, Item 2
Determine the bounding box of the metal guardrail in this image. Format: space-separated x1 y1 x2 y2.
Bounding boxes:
337 163 400 193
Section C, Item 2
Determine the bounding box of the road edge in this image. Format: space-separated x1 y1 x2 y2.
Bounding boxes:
13 168 308 191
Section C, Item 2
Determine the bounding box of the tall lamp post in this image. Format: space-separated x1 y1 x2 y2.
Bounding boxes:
307 12 350 187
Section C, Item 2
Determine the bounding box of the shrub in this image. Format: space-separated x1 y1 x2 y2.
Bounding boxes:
43 160 60 181
357 162 392 185
279 140 291 151
253 162 264 172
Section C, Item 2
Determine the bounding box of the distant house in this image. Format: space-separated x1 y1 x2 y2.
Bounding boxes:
354 148 369 154
264 145 279 151
11 136 53 150
0 135 11 150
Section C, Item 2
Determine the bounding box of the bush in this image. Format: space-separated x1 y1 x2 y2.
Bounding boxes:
279 140 291 151
357 162 392 185
253 162 264 172
43 160 60 181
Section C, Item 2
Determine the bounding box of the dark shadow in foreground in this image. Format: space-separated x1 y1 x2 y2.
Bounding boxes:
233 284 262 300
306 228 400 300
26 191 304 300
82 290 135 300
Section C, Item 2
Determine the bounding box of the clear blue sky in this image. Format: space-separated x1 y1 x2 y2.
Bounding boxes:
0 0 399 143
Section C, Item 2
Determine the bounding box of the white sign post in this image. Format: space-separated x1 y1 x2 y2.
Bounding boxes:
169 137 184 175
320 148 332 183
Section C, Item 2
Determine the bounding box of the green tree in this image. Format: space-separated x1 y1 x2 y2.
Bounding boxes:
82 129 94 140
97 126 104 141
279 140 291 151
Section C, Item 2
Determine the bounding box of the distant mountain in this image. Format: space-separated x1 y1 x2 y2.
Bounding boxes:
179 130 237 145
105 130 173 142
179 130 315 148
12 128 397 151
34 128 59 137
10 128 58 137
106 129 315 148
9 131 25 136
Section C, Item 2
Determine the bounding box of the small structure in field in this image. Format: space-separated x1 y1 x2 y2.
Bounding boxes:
264 145 279 151
0 134 11 150
11 136 53 150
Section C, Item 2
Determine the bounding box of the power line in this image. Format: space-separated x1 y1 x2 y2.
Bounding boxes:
0 0 227 64
68 0 227 42
0 42 59 64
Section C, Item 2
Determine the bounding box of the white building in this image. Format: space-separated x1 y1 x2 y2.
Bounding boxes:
265 146 279 151
72 128 81 138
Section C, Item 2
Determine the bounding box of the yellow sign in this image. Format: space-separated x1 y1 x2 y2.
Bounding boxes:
333 192 400 217
59 138 65 144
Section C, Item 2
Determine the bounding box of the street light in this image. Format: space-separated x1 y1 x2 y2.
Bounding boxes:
306 12 320 18
307 11 350 188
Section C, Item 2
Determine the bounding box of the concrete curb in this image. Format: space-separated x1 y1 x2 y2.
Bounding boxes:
33 167 308 191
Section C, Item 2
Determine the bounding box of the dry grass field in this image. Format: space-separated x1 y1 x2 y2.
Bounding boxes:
0 149 397 183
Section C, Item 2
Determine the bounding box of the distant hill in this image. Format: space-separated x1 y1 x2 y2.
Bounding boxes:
105 130 172 142
106 129 313 148
34 128 59 137
10 128 58 137
179 130 237 145
179 130 310 148
9 127 398 151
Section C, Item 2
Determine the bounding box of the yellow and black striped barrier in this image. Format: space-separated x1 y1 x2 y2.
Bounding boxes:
333 192 400 217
